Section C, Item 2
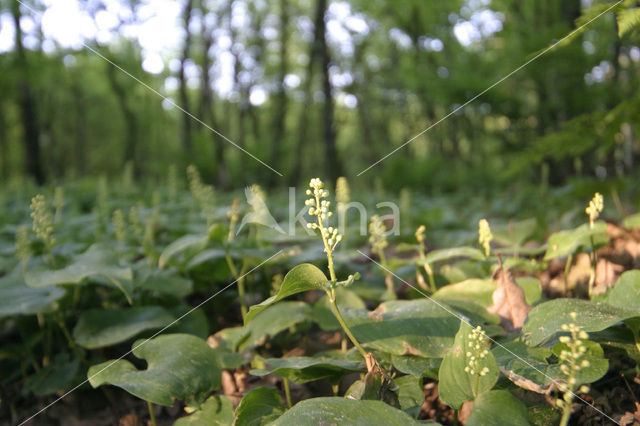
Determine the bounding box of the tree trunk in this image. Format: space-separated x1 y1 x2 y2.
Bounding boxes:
268 0 289 187
12 2 44 185
316 0 342 183
179 0 194 154
106 61 138 178
200 3 230 188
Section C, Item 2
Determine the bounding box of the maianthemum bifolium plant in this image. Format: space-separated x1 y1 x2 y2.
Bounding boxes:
304 178 368 358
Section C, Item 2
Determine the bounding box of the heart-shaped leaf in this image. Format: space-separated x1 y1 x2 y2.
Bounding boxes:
395 375 424 418
25 244 133 302
433 277 541 307
240 301 311 350
270 397 422 425
234 387 284 426
343 299 461 358
250 356 364 384
0 273 65 318
438 320 499 409
23 353 80 397
88 334 221 406
466 390 531 426
601 270 640 312
544 222 608 260
174 395 234 426
158 234 208 268
522 298 637 346
422 246 485 265
245 263 328 324
73 306 175 349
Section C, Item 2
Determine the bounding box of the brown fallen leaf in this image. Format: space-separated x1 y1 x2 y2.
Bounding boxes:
118 414 143 426
487 257 532 332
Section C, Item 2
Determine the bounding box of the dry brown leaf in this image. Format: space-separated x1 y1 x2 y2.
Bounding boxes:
118 414 143 426
487 260 532 332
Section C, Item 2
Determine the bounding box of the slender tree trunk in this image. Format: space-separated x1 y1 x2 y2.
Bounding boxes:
289 33 318 185
268 0 289 187
106 62 138 177
200 4 230 188
179 0 194 154
12 2 44 184
316 0 342 182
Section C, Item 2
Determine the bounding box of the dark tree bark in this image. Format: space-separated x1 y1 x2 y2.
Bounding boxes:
290 0 343 184
179 0 194 153
268 0 289 187
106 61 139 177
12 2 44 185
200 3 230 188
316 0 342 183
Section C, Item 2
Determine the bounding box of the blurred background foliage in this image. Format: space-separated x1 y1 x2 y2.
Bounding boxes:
0 0 639 193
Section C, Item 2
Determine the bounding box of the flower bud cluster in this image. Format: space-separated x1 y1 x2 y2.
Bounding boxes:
464 325 490 377
585 192 603 228
556 312 591 407
369 215 388 253
112 209 127 247
305 178 342 252
415 225 426 246
187 164 215 221
30 195 55 249
336 176 350 212
478 218 493 257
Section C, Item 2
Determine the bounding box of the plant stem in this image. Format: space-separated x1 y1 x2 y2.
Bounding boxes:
147 400 157 426
424 264 436 293
588 235 597 298
327 289 367 358
225 253 247 320
563 253 573 297
283 378 292 408
559 401 572 426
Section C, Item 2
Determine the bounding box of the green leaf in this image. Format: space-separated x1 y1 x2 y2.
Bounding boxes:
391 355 441 379
174 395 234 426
422 246 485 265
158 234 208 268
234 387 284 426
312 288 366 331
438 321 499 409
544 222 608 261
136 268 193 298
73 306 175 349
240 301 311 350
249 356 364 384
623 212 640 229
244 263 328 324
0 274 65 318
23 353 79 397
343 300 460 357
25 244 133 302
88 334 222 406
466 390 531 426
271 397 423 425
433 277 541 307
617 7 640 37
395 375 424 418
522 298 637 346
601 270 640 312
551 340 609 386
